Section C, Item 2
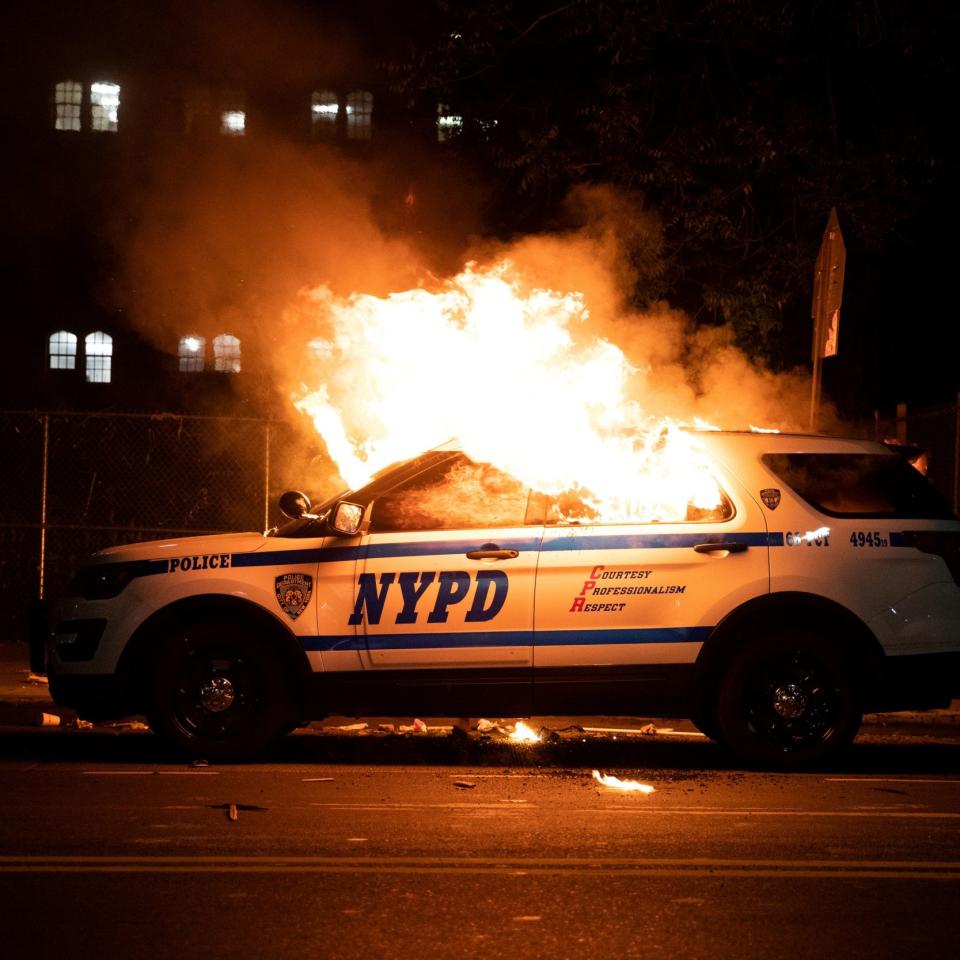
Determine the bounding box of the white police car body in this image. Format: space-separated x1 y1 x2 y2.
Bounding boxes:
48 432 960 765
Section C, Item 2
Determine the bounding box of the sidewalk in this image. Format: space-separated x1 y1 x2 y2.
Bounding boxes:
1 642 958 737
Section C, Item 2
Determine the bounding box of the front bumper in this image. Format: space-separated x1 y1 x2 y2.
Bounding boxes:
47 662 139 720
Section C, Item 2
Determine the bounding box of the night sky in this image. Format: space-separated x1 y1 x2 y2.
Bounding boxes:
1 0 958 422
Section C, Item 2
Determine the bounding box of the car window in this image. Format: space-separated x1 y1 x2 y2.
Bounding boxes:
762 452 955 519
543 487 734 525
369 456 533 532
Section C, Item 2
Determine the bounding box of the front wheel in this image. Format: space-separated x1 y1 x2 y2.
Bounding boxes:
715 630 862 768
148 620 292 761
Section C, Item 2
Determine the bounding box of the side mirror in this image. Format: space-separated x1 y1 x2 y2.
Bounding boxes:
329 501 364 536
279 490 312 520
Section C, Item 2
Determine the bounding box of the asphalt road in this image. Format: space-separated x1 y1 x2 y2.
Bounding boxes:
1 729 959 960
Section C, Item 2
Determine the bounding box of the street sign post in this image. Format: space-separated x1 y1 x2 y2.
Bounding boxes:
809 207 846 429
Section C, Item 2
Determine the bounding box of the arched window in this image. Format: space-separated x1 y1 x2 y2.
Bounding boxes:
345 90 373 140
311 90 338 141
49 331 78 370
84 331 113 383
178 335 206 372
213 334 241 373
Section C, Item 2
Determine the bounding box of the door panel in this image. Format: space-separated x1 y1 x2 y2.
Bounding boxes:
533 483 770 711
357 528 541 669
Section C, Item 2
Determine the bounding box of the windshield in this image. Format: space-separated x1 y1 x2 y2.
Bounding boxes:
266 450 458 538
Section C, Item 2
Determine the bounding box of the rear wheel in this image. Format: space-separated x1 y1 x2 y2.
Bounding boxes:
715 630 862 768
148 619 292 761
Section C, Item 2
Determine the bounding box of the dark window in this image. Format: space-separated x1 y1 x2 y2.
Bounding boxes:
370 456 531 532
762 453 954 519
345 90 372 140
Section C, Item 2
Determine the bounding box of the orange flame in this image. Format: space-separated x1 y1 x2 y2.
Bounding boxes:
508 720 542 744
294 260 726 521
591 770 655 794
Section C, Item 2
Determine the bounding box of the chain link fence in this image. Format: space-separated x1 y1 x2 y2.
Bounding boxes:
0 410 331 641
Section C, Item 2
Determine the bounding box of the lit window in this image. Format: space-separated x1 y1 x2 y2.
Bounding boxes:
178 335 206 372
221 110 245 135
90 81 120 132
220 92 246 136
54 81 83 131
84 331 113 383
311 89 339 141
213 334 241 372
49 331 77 369
437 103 463 142
345 90 372 140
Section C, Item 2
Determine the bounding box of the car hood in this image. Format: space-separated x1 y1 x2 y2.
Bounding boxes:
91 531 268 563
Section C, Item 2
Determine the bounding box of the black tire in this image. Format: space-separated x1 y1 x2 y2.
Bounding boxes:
715 629 862 769
148 619 292 761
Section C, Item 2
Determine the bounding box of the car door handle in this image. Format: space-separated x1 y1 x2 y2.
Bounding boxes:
466 548 519 560
694 541 749 554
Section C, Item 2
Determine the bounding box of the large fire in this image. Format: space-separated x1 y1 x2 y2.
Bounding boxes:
295 260 727 522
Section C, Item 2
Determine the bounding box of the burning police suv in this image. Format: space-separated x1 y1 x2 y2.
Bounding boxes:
47 432 960 766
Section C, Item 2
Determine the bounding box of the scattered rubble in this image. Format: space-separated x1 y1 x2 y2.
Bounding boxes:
398 719 428 734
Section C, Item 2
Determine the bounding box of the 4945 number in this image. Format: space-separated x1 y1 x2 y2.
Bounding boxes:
850 531 889 548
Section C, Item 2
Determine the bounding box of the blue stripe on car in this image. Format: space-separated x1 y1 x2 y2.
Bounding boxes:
300 626 710 652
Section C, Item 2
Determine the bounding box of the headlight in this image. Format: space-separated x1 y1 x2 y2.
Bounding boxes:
68 563 139 600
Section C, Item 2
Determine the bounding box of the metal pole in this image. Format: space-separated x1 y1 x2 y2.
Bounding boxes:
809 350 822 431
263 421 271 532
38 414 50 600
954 392 959 516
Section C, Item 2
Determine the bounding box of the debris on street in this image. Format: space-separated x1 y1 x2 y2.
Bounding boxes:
399 719 428 734
453 780 477 789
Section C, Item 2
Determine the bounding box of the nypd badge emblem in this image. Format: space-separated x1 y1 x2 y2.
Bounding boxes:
760 488 781 511
275 573 313 620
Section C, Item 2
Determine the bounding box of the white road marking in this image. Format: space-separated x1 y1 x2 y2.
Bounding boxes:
1 854 958 880
81 770 220 776
824 778 960 784
307 801 960 819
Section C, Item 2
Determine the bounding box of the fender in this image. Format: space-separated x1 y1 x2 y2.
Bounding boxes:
691 591 886 716
116 594 314 712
